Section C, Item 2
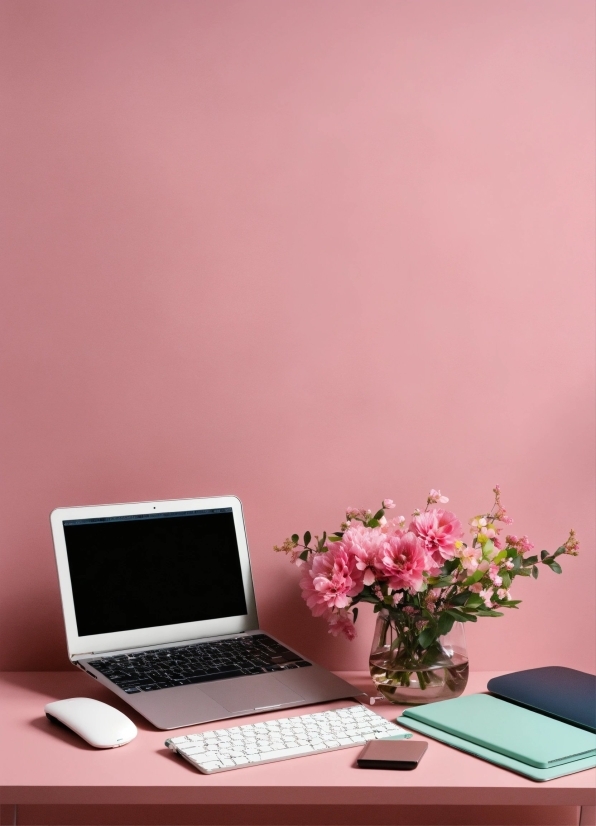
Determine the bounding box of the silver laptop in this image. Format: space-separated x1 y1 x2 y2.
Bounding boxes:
50 495 360 730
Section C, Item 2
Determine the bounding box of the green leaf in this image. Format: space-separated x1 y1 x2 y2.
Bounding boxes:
316 531 327 551
352 607 359 624
475 609 504 617
493 550 507 563
505 547 518 558
428 576 454 589
299 550 309 561
501 573 511 588
373 509 385 520
512 555 522 571
291 534 299 544
553 546 567 558
303 531 311 546
418 626 438 649
532 565 539 579
462 570 484 586
517 568 531 576
367 518 380 528
483 539 495 556
446 609 477 623
464 594 484 609
524 555 538 565
373 602 383 613
540 550 549 561
332 531 344 538
437 613 455 636
445 559 460 573
450 592 469 606
547 560 563 574
328 535 342 542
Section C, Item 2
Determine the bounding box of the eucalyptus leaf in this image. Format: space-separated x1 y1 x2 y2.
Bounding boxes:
547 560 562 574
532 565 539 579
541 550 549 561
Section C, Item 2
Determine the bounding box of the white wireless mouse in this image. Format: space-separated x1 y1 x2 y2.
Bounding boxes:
45 697 138 748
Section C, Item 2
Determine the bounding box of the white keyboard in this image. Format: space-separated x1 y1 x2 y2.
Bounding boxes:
165 704 411 774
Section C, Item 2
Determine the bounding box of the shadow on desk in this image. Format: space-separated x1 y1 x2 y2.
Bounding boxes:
0 803 584 826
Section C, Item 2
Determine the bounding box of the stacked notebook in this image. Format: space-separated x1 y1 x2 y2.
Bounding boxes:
397 668 596 782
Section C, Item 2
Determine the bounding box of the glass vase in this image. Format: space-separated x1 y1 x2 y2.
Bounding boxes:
369 609 469 705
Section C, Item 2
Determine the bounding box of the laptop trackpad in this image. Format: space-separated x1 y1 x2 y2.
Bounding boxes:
200 675 305 713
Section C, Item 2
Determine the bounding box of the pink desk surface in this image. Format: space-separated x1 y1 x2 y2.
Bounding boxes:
1 671 594 808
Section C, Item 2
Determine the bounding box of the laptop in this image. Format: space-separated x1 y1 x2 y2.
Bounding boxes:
50 495 361 730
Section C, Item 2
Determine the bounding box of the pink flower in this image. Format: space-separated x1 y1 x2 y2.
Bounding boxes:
381 516 406 534
300 543 363 616
479 587 494 607
383 499 396 509
428 489 449 504
506 534 534 554
457 543 482 572
327 611 357 640
410 509 464 562
343 523 385 586
377 531 429 593
497 588 511 600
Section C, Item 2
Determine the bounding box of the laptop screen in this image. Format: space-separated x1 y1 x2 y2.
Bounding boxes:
62 507 248 637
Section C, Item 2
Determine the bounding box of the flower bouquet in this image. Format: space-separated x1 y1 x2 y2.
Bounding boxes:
274 487 578 704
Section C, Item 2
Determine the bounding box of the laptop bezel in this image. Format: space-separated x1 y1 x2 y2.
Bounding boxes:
50 495 259 659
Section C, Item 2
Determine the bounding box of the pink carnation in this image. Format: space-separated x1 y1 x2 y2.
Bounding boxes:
410 509 464 562
327 611 357 640
343 523 385 586
300 542 363 617
377 531 429 593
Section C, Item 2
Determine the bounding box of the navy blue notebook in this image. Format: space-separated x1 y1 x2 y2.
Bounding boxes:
487 667 596 733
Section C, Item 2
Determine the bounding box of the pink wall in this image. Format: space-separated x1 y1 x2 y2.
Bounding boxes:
1 0 594 674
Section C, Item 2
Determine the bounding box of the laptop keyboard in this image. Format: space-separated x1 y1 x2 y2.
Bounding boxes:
87 634 312 694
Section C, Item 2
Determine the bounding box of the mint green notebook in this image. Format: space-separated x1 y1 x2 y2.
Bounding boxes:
398 716 596 782
398 694 596 776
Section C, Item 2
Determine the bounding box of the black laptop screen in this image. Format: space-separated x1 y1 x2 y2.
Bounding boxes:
63 508 248 637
